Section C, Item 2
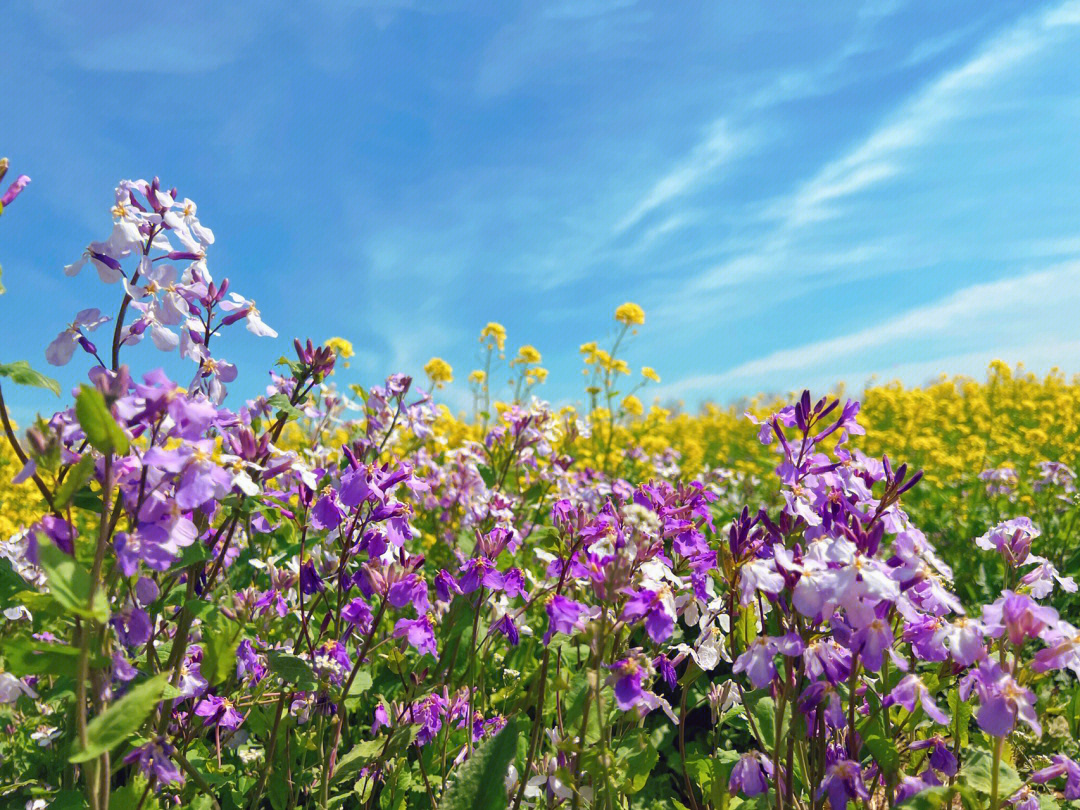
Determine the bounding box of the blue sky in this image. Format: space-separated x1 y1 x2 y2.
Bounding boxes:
2 0 1080 421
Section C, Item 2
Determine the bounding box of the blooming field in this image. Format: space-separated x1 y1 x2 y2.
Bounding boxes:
1 168 1079 810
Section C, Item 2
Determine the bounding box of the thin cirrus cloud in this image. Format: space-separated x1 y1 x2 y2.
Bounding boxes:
665 0 1080 313
654 262 1080 403
613 119 745 235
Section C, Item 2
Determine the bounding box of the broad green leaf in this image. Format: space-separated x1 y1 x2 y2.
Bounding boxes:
3 636 87 675
959 748 1022 797
54 454 96 510
75 384 128 455
201 612 241 686
69 673 170 763
266 393 305 420
38 540 109 623
332 738 384 785
439 718 520 810
267 651 317 690
616 729 658 794
0 557 28 610
862 727 900 775
0 360 60 396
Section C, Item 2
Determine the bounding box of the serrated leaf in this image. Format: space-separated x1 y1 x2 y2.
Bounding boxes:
54 454 96 510
439 718 520 810
38 540 109 623
0 360 60 396
266 393 304 420
75 384 128 455
69 673 170 763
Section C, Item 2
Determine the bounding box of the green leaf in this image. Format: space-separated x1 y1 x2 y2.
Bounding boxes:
266 393 305 420
3 636 86 675
200 611 241 686
0 557 28 610
54 454 97 510
0 360 60 396
332 738 384 785
897 786 954 809
75 384 129 454
946 688 974 748
439 718 520 810
862 726 900 775
616 730 658 794
959 748 1022 797
38 540 109 623
69 673 170 763
267 651 317 691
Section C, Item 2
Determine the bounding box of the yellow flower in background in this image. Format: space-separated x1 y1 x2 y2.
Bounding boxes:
468 369 486 385
526 367 548 384
614 302 645 326
514 345 542 365
480 322 507 352
622 394 644 416
324 337 354 368
641 366 660 383
423 357 453 389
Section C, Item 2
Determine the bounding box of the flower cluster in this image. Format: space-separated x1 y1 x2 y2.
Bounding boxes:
0 174 1077 810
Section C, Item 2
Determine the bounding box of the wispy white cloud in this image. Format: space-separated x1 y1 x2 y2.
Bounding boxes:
653 262 1080 402
666 0 1080 311
614 119 744 234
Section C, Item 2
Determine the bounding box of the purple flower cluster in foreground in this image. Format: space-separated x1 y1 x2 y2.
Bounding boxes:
0 170 1077 810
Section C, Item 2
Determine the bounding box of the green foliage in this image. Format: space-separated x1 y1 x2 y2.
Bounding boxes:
37 540 109 623
438 718 520 810
69 673 170 763
74 384 129 455
0 359 60 396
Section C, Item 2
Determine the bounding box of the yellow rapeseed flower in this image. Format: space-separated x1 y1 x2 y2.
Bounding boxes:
480 322 507 352
641 366 660 383
423 357 454 389
615 302 645 326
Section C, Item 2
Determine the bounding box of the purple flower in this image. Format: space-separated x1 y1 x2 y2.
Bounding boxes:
194 694 244 730
0 173 30 207
884 675 949 726
1031 755 1080 800
966 661 1041 738
851 616 893 672
491 613 520 646
733 637 777 689
123 737 185 788
982 591 1058 646
387 574 430 614
729 753 773 797
975 517 1038 566
342 597 374 633
542 596 594 645
908 735 957 776
818 759 869 810
46 308 111 366
393 616 437 658
299 558 325 595
606 658 646 710
621 588 675 644
310 491 344 530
